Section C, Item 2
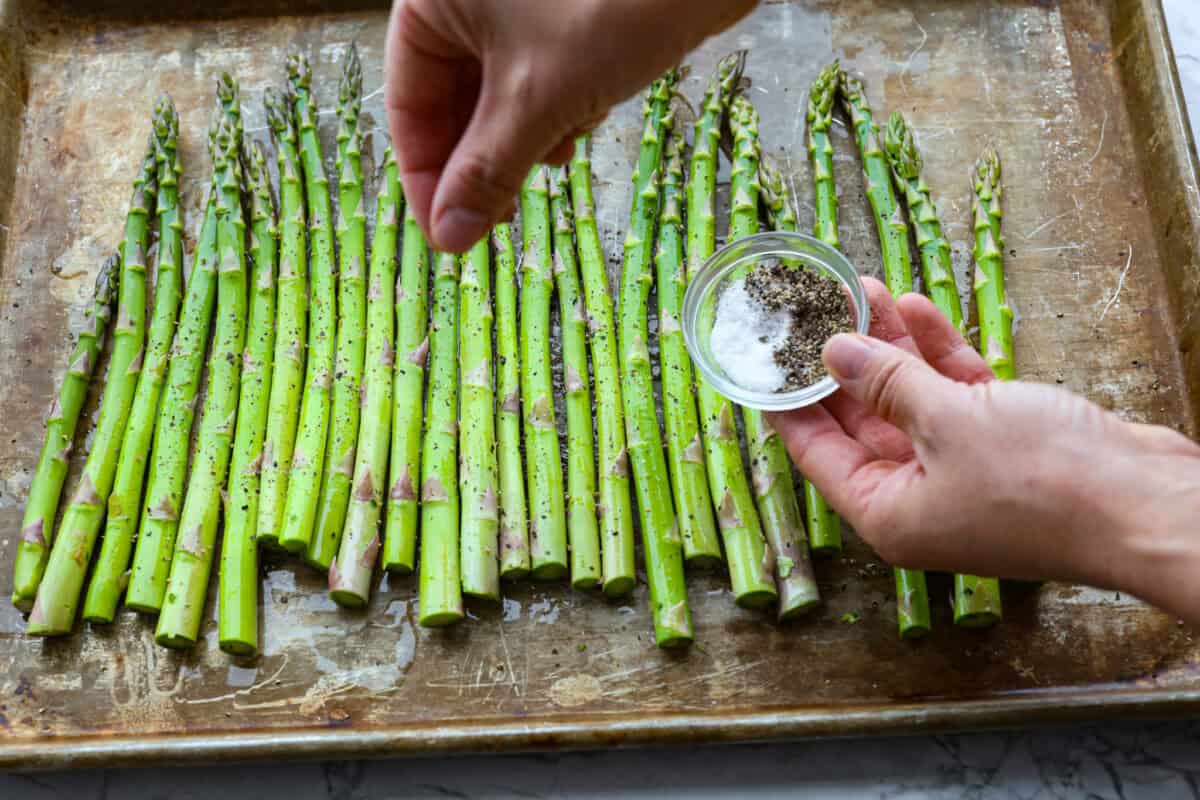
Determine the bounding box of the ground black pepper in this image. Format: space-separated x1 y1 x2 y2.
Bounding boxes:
744 261 853 391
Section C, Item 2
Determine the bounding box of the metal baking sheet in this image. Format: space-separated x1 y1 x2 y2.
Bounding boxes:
1 0 1199 770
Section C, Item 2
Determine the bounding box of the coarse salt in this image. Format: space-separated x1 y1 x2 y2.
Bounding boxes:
710 278 791 393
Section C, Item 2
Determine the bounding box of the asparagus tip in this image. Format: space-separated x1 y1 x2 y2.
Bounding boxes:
286 47 312 89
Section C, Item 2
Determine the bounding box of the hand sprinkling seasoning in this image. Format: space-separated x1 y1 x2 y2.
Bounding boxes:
710 260 854 393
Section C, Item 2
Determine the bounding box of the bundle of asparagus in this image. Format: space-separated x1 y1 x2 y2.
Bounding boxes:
27 128 158 635
156 109 248 649
550 166 602 589
310 46 367 571
885 113 1002 629
257 86 309 552
9 45 1020 650
618 72 692 647
278 50 338 556
520 167 569 581
11 253 118 612
330 147 402 608
839 69 932 640
217 137 279 656
568 139 635 595
802 62 845 558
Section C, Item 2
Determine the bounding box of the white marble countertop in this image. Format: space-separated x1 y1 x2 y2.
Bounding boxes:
5 3 1200 798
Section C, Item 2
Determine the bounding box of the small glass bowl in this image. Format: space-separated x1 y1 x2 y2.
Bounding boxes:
682 231 869 411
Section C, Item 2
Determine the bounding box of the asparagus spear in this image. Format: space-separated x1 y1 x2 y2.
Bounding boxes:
755 154 823 619
155 115 248 649
946 146 1011 629
418 252 463 626
839 70 931 639
618 72 692 647
549 165 601 589
883 112 965 336
332 147 402 607
257 87 308 549
83 96 184 624
309 45 367 570
459 237 501 599
26 132 158 635
519 166 568 580
382 203 429 574
279 49 337 554
217 137 279 655
724 92 785 612
654 124 722 571
125 121 221 613
840 71 914 296
803 62 845 557
973 148 1013 380
886 115 1002 628
491 222 531 580
686 54 778 614
567 138 634 595
11 253 118 611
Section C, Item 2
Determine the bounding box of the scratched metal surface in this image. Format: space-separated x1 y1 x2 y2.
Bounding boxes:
1 0 1199 770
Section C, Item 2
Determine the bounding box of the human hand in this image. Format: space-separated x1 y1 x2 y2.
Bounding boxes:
767 278 1200 624
384 0 756 253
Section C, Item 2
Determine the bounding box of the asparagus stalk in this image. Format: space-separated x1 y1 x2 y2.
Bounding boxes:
519 166 568 580
309 45 367 570
491 222 531 580
944 146 1012 629
125 121 221 613
883 112 965 335
155 115 248 649
549 166 601 589
686 54 778 614
724 93 787 612
278 49 337 554
381 203 429 574
331 147 402 607
217 137 278 655
83 96 184 624
839 70 931 639
459 237 501 599
654 125 722 572
973 148 1013 380
11 253 118 611
257 87 308 549
26 132 158 635
839 71 914 296
754 154 822 619
886 115 1002 628
618 72 692 646
802 62 845 558
418 252 463 626
567 138 634 595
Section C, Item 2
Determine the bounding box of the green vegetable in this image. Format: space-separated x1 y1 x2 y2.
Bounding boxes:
550 166 601 589
618 72 692 647
27 131 157 635
331 147 402 608
217 137 279 655
567 138 634 595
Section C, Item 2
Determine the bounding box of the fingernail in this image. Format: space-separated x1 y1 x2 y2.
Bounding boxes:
824 334 874 381
433 207 487 253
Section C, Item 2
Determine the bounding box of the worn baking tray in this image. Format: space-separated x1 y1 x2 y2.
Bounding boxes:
1 0 1198 771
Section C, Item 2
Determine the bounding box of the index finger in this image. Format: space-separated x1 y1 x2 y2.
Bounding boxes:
766 403 905 531
385 1 477 236
896 293 994 385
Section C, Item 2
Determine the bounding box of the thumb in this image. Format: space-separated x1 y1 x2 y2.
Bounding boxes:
429 79 565 253
823 333 960 436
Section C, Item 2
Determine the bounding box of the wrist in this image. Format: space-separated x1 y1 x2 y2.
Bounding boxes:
1103 449 1200 625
